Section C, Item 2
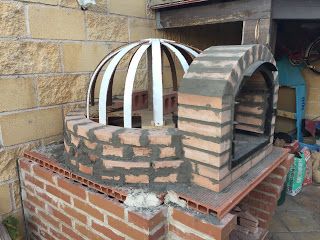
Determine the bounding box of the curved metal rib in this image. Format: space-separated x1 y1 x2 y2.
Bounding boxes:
152 39 163 126
86 49 120 118
170 41 200 57
162 45 178 91
123 44 151 128
161 41 189 73
98 42 143 125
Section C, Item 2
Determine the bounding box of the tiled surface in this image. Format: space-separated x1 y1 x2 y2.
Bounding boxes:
270 185 320 240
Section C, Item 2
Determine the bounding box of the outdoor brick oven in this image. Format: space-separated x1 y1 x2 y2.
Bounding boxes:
64 42 278 192
19 39 293 240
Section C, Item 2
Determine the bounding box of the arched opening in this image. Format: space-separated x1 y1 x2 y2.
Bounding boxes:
231 65 275 168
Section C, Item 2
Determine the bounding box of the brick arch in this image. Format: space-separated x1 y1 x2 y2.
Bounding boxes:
180 44 278 98
178 44 278 192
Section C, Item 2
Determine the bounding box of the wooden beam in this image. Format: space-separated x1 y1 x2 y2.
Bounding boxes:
273 0 320 20
241 18 272 45
157 0 272 29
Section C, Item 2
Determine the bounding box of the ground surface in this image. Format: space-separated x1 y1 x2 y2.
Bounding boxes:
270 184 320 240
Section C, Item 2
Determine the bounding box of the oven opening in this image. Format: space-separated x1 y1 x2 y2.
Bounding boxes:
231 68 274 168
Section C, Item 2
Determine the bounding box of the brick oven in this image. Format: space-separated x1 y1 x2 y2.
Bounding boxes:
19 39 293 240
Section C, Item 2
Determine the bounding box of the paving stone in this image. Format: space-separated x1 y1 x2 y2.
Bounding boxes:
271 232 295 240
269 214 289 233
293 232 320 240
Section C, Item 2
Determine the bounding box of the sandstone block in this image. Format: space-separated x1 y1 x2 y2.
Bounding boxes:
37 74 89 106
0 77 37 112
0 183 11 214
22 0 59 4
0 41 61 74
108 0 147 18
129 18 155 41
86 12 128 41
0 107 63 146
0 142 40 181
62 42 109 72
12 180 21 208
29 6 85 40
0 1 26 37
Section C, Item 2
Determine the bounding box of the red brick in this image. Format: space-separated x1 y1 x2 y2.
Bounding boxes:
179 106 231 123
19 159 31 172
103 160 150 170
92 221 125 240
39 229 55 240
50 206 72 226
30 232 41 240
50 228 69 240
38 210 60 229
88 192 124 219
169 224 205 240
74 198 104 221
77 122 100 139
118 129 141 146
153 160 183 169
272 165 287 178
30 215 48 231
57 178 86 199
24 183 35 194
26 192 45 209
154 174 177 183
76 224 105 240
178 93 226 109
66 118 91 132
25 173 44 189
102 145 123 157
179 120 230 138
125 174 149 183
27 220 38 233
184 147 229 167
148 129 172 146
61 204 87 224
83 139 97 150
79 163 93 175
150 224 166 240
108 216 148 240
128 209 165 230
255 182 281 198
62 225 84 240
46 185 71 203
172 208 224 240
71 134 80 146
33 166 55 184
94 126 119 142
24 200 36 213
133 147 152 157
159 147 176 158
248 190 277 203
264 174 284 187
35 189 59 207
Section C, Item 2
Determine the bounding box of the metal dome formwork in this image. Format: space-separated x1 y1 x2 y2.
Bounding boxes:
86 38 201 128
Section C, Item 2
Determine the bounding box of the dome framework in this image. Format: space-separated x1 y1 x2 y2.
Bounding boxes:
86 38 200 128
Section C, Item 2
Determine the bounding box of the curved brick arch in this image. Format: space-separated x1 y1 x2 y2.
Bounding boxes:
178 44 278 192
180 44 278 98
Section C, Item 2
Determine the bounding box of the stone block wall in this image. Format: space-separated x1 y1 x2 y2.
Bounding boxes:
0 0 155 232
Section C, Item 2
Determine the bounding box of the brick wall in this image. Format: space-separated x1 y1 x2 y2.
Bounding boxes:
19 158 236 240
64 111 189 185
0 0 155 233
239 154 293 229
